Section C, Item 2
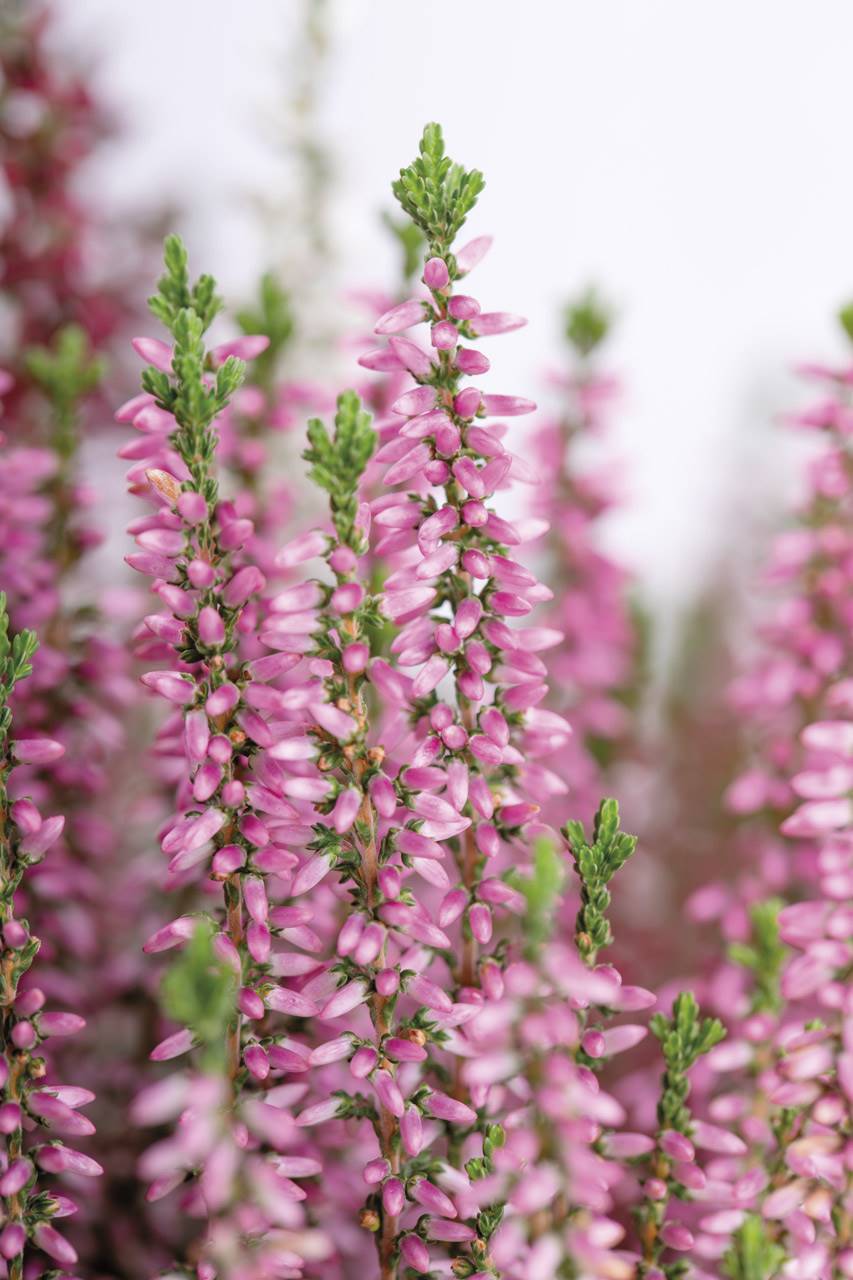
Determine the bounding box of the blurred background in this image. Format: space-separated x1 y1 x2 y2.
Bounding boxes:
55 0 853 607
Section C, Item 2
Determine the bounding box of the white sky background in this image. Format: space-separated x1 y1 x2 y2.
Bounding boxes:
56 0 853 611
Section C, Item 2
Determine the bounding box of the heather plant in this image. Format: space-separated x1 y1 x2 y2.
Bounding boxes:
125 235 335 1274
0 2 129 402
103 117 852 1280
664 327 853 1280
0 321 163 1273
261 122 573 1276
0 595 100 1276
0 13 175 1269
530 292 641 827
235 125 732 1280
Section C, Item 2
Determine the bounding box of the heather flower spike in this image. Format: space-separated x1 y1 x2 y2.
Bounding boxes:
126 236 329 1273
636 992 726 1276
0 595 98 1276
90 114 853 1279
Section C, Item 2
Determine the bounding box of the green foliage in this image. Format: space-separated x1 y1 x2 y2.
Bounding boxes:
465 1122 505 1181
563 798 637 961
721 1215 786 1280
0 593 38 753
729 899 786 1014
160 921 237 1071
236 271 294 391
476 1199 505 1242
839 301 853 343
148 233 222 336
564 288 612 357
381 211 426 285
508 837 564 957
304 390 376 547
143 236 246 500
650 991 726 1132
25 324 104 441
391 123 485 255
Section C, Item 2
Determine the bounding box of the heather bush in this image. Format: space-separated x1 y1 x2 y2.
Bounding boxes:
0 60 849 1279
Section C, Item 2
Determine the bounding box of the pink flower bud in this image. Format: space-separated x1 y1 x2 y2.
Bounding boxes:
581 1030 605 1058
400 1103 424 1156
373 1070 405 1117
39 1011 85 1037
177 490 207 523
12 737 65 764
468 902 493 943
0 1224 26 1260
399 1234 430 1273
221 565 265 607
411 1177 456 1219
197 605 226 646
660 1130 695 1162
32 1223 77 1267
423 256 450 290
382 1176 406 1216
439 888 467 927
350 1046 378 1078
659 1223 694 1252
375 298 426 334
378 866 401 899
376 968 400 997
424 1090 477 1126
342 642 369 673
431 320 458 349
0 1159 32 1195
321 980 369 1019
408 973 453 1013
332 788 361 834
363 1158 390 1185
